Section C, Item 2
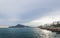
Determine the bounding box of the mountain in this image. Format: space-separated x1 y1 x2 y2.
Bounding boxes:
9 24 30 28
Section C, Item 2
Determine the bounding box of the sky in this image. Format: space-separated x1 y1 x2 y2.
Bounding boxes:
0 0 60 27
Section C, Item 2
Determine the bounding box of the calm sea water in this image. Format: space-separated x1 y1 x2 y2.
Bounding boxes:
0 28 59 38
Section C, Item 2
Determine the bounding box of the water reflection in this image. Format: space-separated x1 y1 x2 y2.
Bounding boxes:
40 29 56 38
31 28 56 38
0 28 57 38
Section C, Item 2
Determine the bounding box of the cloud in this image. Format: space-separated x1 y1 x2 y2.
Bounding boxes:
25 10 60 27
0 0 60 26
25 16 60 27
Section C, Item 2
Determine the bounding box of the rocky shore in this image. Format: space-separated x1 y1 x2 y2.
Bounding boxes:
42 28 60 31
40 27 60 34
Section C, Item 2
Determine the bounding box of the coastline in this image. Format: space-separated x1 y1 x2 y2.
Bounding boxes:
40 27 60 34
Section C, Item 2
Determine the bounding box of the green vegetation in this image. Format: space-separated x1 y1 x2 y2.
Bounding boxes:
38 21 60 28
51 21 60 27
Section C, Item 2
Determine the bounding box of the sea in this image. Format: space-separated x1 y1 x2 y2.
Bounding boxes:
0 28 59 38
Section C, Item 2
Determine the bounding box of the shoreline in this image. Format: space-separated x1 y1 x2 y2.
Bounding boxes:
40 27 60 34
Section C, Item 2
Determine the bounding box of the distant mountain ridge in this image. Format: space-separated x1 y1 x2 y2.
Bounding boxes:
9 24 30 28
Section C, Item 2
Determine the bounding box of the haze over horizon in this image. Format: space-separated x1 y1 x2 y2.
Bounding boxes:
0 0 60 27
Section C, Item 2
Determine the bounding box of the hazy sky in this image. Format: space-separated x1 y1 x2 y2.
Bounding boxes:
0 0 60 27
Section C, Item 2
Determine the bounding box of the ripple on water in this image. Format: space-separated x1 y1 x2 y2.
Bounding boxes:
0 28 59 38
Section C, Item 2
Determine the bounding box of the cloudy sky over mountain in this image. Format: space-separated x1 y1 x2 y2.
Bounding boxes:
0 0 60 27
